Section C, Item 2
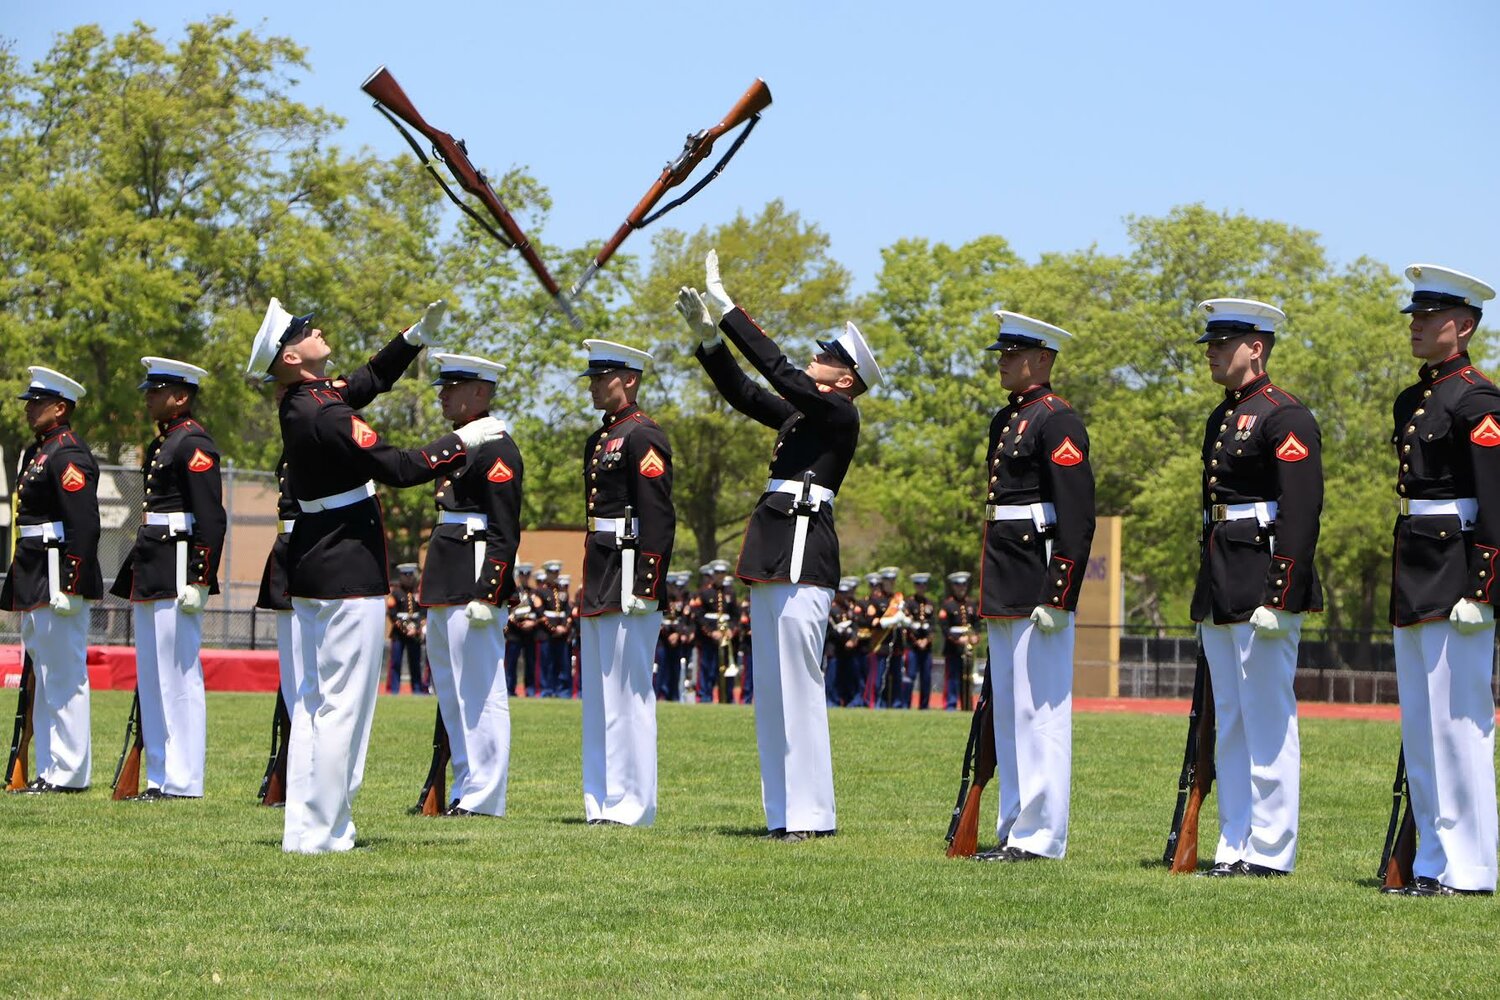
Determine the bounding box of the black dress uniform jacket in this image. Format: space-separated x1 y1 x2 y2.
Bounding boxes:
979 384 1097 617
418 427 523 607
1389 353 1500 626
1 425 103 611
1190 373 1324 625
693 585 737 642
939 595 979 653
695 307 860 589
111 416 227 601
579 402 675 616
280 353 471 601
905 593 937 648
257 335 425 611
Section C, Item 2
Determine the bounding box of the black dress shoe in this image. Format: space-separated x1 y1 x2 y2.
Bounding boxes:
1198 860 1247 878
1241 862 1290 878
11 778 86 795
777 829 836 843
125 787 190 802
442 805 486 817
973 845 1045 862
1402 876 1493 897
760 828 787 840
587 818 626 827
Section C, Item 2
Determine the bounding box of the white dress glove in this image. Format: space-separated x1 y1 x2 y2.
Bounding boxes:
402 299 447 347
878 611 909 629
1029 605 1067 633
455 415 505 450
1249 605 1294 636
1450 598 1494 635
465 600 496 627
676 287 721 348
179 584 209 615
621 593 653 616
49 592 84 617
703 250 734 321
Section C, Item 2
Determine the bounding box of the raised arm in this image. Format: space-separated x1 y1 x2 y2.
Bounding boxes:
695 340 796 429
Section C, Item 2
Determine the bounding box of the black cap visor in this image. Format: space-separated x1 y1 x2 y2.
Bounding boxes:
1401 291 1472 315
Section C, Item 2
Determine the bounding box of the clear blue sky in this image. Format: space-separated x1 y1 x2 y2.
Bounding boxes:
8 1 1499 296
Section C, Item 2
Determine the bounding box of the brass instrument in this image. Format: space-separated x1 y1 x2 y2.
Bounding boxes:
715 612 737 704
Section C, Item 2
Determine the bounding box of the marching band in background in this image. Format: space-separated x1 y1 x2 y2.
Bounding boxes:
5 254 1498 896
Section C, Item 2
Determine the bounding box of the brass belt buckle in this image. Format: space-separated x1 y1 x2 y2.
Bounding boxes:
1211 504 1228 522
1399 498 1411 516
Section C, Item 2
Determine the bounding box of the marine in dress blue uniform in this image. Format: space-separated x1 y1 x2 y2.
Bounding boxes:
975 311 1096 862
1386 265 1500 896
1190 299 1324 878
111 358 227 800
2 369 101 793
939 572 979 711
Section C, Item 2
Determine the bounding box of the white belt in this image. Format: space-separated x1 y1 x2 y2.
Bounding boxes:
279 519 297 534
984 502 1056 528
1401 497 1478 529
766 478 836 509
439 511 488 532
18 521 65 542
299 481 376 514
588 516 639 535
144 511 195 532
1204 501 1278 525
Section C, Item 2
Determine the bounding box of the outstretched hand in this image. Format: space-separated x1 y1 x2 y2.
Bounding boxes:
676 287 721 347
704 250 734 320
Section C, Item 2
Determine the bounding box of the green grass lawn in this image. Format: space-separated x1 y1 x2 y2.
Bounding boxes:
2 691 1494 997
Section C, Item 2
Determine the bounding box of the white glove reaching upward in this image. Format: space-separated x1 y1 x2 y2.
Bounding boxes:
402 299 447 347
49 591 84 617
1450 598 1494 635
1029 605 1067 633
703 250 734 321
622 592 653 616
676 287 721 347
465 600 496 627
179 584 209 615
455 415 506 450
1249 605 1295 636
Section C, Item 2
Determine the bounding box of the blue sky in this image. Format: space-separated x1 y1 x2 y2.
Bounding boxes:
7 1 1499 296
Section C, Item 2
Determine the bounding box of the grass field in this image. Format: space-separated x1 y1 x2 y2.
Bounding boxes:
2 690 1495 997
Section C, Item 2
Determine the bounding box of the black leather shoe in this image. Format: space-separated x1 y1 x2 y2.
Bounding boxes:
777 829 835 843
587 818 626 827
761 828 787 840
125 787 191 802
442 805 484 817
1402 876 1493 897
1241 862 1290 878
12 778 86 795
1198 860 1247 878
973 845 1046 862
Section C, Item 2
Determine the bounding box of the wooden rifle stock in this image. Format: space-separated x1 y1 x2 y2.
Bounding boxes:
360 66 578 327
570 79 772 298
258 690 291 806
5 653 34 791
411 704 451 816
111 689 144 800
946 663 994 858
1379 747 1416 890
1165 644 1215 872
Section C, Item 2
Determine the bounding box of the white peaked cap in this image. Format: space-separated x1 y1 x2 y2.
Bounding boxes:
430 352 507 385
139 357 209 389
19 366 86 403
817 321 883 389
1195 298 1287 342
245 297 315 380
988 311 1074 352
1402 264 1496 313
580 339 652 376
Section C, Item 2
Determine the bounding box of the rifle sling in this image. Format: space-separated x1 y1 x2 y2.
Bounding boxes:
638 115 761 228
372 103 516 251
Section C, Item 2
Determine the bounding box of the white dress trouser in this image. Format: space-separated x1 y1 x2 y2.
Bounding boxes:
987 615 1074 858
580 611 660 826
276 609 301 706
1200 619 1301 871
426 605 511 816
133 598 205 797
751 583 836 832
1394 619 1498 892
20 605 92 787
283 596 386 854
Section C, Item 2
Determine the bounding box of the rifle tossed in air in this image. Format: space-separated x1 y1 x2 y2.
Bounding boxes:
361 66 580 328
111 689 144 800
1163 641 1215 872
568 79 772 301
945 659 994 858
5 653 34 791
410 702 451 816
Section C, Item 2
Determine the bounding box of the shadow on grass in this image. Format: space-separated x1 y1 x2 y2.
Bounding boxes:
1138 856 1205 872
707 825 774 838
